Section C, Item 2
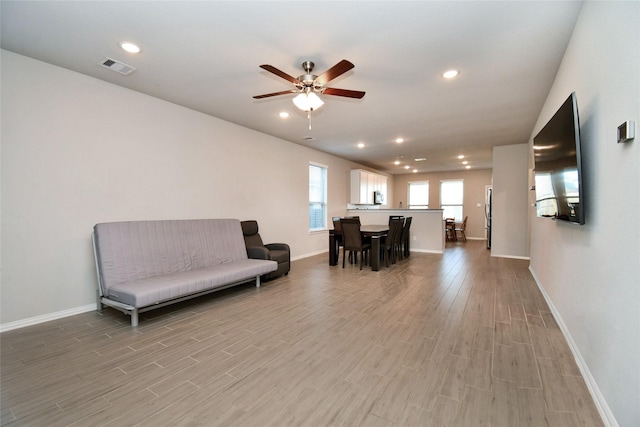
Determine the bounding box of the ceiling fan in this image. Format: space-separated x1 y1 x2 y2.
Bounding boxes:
253 59 365 128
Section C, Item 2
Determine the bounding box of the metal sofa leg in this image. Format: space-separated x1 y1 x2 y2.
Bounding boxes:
131 310 139 327
96 290 104 312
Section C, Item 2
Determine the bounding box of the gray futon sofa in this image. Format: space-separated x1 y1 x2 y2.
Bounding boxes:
92 218 277 326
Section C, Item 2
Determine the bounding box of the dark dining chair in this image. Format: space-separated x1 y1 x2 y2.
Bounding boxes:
340 218 371 270
383 218 403 266
388 215 404 225
400 216 412 258
334 216 362 263
392 217 405 262
332 216 344 259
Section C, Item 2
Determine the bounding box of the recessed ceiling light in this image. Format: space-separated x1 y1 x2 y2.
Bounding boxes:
120 41 141 54
394 160 401 165
404 165 410 169
357 142 365 148
462 161 468 165
458 155 465 159
395 138 404 144
279 112 290 118
465 165 471 169
443 69 459 79
413 169 418 173
414 157 427 162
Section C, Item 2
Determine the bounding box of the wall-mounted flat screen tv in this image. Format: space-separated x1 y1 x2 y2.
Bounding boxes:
533 92 585 224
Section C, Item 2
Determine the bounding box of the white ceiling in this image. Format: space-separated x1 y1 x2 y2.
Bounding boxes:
1 1 583 174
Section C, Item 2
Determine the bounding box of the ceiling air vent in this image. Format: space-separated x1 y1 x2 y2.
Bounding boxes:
99 57 136 76
302 136 316 142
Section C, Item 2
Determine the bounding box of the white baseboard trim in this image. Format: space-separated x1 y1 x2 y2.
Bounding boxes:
490 253 530 260
528 266 618 427
410 248 444 254
291 250 326 261
0 304 96 333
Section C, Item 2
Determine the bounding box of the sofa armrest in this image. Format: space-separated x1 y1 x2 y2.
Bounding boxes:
265 243 290 253
246 246 270 260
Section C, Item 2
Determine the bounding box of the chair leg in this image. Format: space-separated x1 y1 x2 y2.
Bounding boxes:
342 248 346 268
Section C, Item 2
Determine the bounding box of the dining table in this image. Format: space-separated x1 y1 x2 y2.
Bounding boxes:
329 224 389 271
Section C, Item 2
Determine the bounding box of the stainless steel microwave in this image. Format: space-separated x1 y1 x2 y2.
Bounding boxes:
373 191 384 204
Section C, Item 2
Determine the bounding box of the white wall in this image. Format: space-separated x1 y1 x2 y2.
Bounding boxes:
0 50 382 326
492 144 529 258
528 2 639 426
393 169 493 240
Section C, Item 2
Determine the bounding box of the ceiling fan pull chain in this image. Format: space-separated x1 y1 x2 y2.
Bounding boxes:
308 110 312 130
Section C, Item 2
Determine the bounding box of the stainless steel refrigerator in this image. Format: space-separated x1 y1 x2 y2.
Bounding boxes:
485 187 492 249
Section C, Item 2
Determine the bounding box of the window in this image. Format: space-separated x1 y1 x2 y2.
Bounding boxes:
309 163 327 231
534 173 558 217
408 181 429 209
440 179 463 221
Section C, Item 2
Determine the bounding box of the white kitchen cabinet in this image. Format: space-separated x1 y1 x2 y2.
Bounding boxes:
350 169 387 204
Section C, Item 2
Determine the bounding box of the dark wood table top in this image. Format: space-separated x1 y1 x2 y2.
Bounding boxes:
359 225 389 235
330 224 389 235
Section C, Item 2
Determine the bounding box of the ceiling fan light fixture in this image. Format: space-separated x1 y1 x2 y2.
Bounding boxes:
293 92 324 112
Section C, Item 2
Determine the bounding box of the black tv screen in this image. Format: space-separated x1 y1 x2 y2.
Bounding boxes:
533 92 584 224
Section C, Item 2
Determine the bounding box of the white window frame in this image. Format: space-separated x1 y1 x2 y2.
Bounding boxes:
440 179 464 221
408 181 429 209
309 162 328 232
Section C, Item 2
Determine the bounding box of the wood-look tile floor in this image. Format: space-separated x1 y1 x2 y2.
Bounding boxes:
1 241 603 426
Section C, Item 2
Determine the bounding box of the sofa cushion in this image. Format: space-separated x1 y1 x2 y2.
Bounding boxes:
107 259 276 307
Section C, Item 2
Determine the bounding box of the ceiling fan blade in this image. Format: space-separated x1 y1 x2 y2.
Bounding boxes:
259 64 299 84
316 60 355 85
253 90 297 99
322 87 366 99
